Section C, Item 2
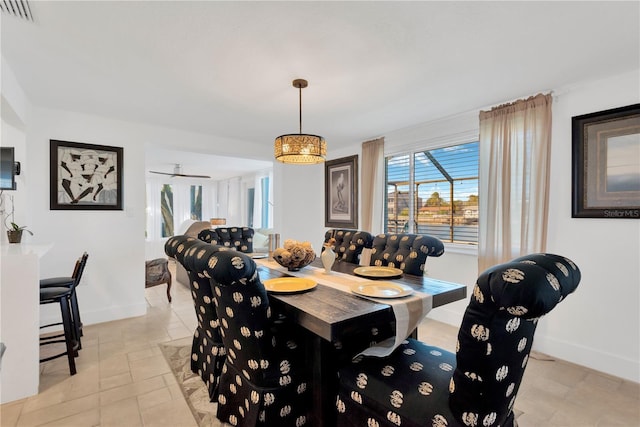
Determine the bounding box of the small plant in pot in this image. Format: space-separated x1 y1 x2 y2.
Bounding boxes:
7 222 32 244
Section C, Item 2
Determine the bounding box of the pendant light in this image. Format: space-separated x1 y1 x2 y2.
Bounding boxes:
274 79 326 164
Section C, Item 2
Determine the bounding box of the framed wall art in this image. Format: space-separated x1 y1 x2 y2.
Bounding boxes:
572 104 640 219
50 139 123 210
325 154 358 228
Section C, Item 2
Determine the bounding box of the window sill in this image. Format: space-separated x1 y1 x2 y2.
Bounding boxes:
443 243 478 256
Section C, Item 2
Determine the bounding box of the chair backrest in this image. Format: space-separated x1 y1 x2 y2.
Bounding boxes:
369 233 444 275
197 226 255 253
189 249 291 387
71 252 89 289
450 253 581 426
165 235 227 332
323 229 374 264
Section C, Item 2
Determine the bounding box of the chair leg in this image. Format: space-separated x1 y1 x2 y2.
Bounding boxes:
166 276 172 303
69 290 83 349
59 297 77 375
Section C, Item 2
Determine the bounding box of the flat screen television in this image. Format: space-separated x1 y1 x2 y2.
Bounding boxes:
0 147 17 190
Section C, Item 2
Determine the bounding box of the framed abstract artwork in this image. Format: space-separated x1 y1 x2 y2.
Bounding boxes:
50 139 123 210
571 104 640 219
325 155 358 228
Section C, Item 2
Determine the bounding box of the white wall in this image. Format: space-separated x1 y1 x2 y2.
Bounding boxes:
539 70 640 382
27 108 148 325
19 105 273 327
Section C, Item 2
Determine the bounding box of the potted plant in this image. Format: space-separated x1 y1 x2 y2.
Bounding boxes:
7 222 33 244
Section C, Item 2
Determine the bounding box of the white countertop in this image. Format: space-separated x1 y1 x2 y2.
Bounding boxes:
1 242 53 258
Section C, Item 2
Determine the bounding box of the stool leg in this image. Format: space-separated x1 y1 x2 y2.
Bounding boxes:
166 275 172 303
60 297 77 375
69 290 83 349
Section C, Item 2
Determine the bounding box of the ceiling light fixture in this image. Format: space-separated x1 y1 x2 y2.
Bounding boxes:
274 79 326 164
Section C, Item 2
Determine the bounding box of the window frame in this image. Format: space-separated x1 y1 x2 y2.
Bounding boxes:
384 138 479 252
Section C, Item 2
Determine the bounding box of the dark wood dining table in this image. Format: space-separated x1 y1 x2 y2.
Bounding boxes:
256 258 467 427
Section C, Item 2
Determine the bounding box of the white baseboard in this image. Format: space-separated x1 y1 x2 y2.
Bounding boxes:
40 302 147 331
426 307 639 384
533 334 639 383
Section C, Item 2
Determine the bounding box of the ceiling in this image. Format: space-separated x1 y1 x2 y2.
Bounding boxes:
2 1 639 178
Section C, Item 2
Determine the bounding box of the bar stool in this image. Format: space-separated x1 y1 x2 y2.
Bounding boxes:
40 253 88 375
39 285 79 375
40 252 88 349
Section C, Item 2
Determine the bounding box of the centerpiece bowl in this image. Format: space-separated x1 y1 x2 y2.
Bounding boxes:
273 239 316 271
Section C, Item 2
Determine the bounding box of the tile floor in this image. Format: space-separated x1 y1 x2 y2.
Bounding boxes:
1 263 639 426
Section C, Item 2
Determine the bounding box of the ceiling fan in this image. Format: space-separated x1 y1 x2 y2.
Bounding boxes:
149 164 211 179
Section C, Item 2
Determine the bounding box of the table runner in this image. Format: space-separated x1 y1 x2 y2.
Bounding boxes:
255 259 433 357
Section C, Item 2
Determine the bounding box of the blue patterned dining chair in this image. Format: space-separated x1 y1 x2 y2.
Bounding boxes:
188 249 311 427
336 253 581 427
165 235 228 401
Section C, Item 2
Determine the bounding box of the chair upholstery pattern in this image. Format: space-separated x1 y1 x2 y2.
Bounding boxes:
369 233 445 275
198 226 255 253
145 258 172 302
187 249 311 426
336 253 581 427
323 229 374 264
165 236 228 401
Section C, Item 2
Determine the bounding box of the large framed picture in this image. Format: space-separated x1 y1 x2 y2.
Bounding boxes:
572 104 640 219
325 155 358 228
50 139 123 210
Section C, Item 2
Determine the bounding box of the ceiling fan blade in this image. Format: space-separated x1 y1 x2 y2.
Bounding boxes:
172 173 212 179
149 170 211 179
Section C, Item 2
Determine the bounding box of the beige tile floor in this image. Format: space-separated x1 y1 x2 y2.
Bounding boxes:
2 263 639 427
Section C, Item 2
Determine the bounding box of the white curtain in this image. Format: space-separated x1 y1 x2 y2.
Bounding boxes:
252 170 274 229
361 137 385 234
226 177 242 226
145 179 163 241
478 93 552 272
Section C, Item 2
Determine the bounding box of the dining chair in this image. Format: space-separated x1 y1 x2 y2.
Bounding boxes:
40 252 89 350
144 257 172 302
322 229 374 264
165 235 228 401
335 253 581 427
197 226 255 253
39 252 89 375
369 233 444 275
188 249 311 426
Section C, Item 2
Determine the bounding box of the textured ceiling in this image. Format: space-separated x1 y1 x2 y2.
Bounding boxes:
2 1 639 177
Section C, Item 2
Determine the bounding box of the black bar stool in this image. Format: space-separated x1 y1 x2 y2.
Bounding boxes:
39 252 88 375
40 252 88 349
39 286 79 375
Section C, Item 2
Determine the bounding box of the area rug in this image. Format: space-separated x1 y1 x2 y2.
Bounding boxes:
161 340 523 426
159 341 228 427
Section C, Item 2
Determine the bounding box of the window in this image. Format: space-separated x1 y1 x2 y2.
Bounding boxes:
385 141 479 244
160 184 173 237
260 176 270 228
190 185 202 220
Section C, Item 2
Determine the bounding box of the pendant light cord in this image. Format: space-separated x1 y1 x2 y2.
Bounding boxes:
298 85 303 134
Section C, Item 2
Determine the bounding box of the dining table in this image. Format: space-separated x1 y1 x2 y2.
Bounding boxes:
254 256 467 427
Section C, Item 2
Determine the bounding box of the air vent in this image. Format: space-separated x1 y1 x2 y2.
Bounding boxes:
0 0 33 21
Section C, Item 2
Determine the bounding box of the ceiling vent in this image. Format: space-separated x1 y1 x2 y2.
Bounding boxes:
0 0 33 21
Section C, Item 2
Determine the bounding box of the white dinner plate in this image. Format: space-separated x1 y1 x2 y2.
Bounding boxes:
250 253 268 259
353 266 404 279
263 277 317 293
351 282 414 299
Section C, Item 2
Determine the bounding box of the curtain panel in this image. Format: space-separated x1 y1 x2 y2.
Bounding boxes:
361 137 385 234
478 93 552 272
